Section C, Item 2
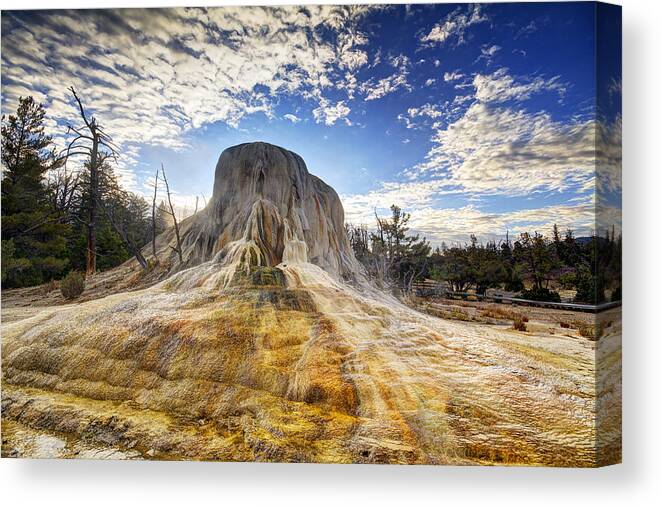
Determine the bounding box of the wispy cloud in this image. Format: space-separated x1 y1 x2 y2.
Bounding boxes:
283 113 301 123
443 70 464 82
473 68 566 103
1 5 615 247
312 99 351 126
515 21 538 40
360 54 411 101
406 200 597 245
403 68 588 196
476 44 501 64
416 101 596 195
420 4 488 47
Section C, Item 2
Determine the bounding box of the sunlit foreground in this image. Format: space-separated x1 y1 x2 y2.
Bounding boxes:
1 259 621 466
1 142 620 466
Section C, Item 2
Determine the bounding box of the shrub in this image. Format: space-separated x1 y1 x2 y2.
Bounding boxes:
576 322 603 341
574 265 605 304
512 317 527 332
60 271 85 300
557 271 577 290
520 287 561 303
424 305 472 322
611 286 622 302
42 279 58 294
450 309 471 321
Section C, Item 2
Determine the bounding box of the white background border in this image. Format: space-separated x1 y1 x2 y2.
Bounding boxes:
1 0 659 505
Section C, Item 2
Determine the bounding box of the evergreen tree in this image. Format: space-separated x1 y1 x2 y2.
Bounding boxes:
1 97 69 287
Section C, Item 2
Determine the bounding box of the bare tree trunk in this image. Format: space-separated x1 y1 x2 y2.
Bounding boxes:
151 168 159 259
161 163 183 263
86 137 99 276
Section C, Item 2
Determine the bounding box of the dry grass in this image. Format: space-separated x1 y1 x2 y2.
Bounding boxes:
41 279 58 295
423 305 473 322
481 305 529 323
576 322 603 341
512 317 528 332
554 319 603 340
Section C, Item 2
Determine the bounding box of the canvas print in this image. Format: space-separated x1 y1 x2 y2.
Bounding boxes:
1 2 621 466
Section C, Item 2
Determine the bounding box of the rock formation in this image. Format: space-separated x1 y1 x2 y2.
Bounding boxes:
154 142 364 285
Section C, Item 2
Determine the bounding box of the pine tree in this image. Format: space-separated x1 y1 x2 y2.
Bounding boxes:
1 97 69 287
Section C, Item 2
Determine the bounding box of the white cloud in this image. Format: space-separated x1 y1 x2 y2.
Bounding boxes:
453 94 473 106
608 77 622 97
473 68 566 103
596 114 622 195
342 180 444 224
515 21 538 40
283 113 301 123
482 44 501 57
312 99 351 126
393 68 598 203
415 101 596 195
443 71 464 82
397 99 469 132
477 44 501 64
337 31 369 71
407 103 444 120
360 54 411 101
421 4 488 47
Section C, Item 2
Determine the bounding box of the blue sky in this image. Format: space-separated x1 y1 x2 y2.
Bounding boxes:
1 3 621 244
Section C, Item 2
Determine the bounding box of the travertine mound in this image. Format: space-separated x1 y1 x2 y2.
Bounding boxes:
156 142 364 283
1 142 617 465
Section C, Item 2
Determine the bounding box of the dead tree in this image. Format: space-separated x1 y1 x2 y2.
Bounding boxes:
47 165 80 214
151 168 159 259
59 86 118 276
161 163 183 263
96 197 148 270
371 208 391 285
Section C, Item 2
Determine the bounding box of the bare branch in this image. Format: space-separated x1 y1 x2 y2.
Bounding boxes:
65 125 94 141
69 86 92 130
161 163 183 263
96 196 148 270
151 168 159 259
